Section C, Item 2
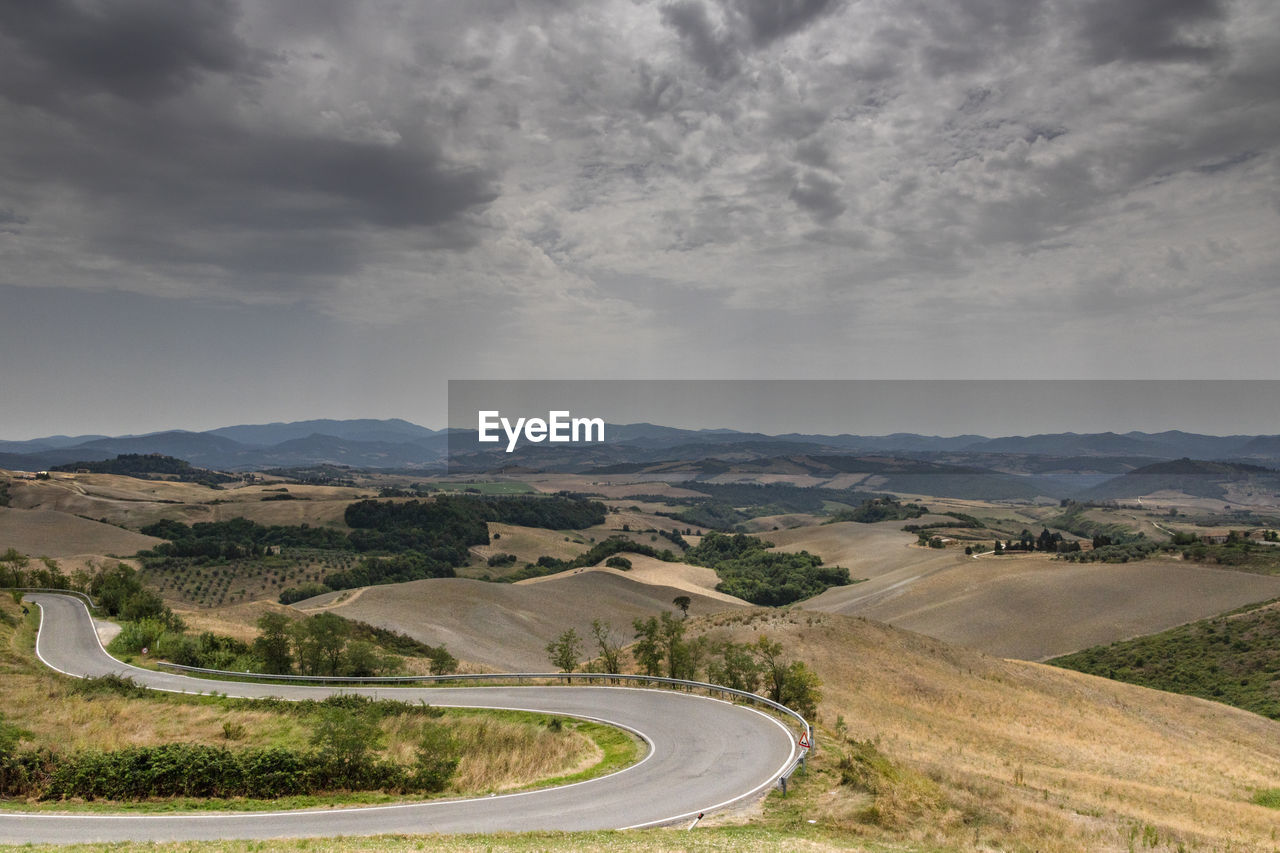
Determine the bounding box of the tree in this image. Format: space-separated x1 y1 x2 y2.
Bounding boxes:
753 636 788 701
672 595 691 618
293 612 349 676
777 660 822 719
751 636 822 717
342 639 394 677
632 616 664 677
706 641 762 692
546 628 583 673
590 619 623 675
254 612 294 674
659 611 690 679
427 646 458 676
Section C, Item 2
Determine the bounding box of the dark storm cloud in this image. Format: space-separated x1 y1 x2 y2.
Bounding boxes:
729 0 841 47
234 135 497 229
0 0 265 105
661 2 739 80
661 0 840 80
790 170 846 223
1074 0 1228 64
633 62 683 119
0 0 498 296
895 0 1050 77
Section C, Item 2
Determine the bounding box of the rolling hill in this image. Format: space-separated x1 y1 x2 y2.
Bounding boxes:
293 572 747 671
701 608 1280 851
1080 459 1280 501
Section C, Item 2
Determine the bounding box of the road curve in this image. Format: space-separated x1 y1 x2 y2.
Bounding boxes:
1 594 798 844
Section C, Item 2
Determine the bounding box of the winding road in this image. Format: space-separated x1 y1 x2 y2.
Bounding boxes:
0 594 798 844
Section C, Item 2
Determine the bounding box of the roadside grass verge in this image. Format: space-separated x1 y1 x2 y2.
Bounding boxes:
0 827 909 852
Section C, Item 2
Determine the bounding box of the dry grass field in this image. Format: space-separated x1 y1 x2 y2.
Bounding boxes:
699 608 1280 851
296 573 747 671
467 522 591 571
833 553 1280 660
761 517 1280 660
742 513 823 532
0 507 162 558
765 520 962 579
169 599 298 643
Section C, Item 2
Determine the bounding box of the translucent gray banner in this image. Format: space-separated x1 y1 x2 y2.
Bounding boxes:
445 380 1280 474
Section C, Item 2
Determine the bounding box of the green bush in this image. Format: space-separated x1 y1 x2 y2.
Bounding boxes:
2 702 458 801
686 532 852 606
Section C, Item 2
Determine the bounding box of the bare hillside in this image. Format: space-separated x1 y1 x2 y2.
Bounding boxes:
6 473 361 529
765 518 1280 660
295 572 747 670
468 522 591 568
518 554 748 606
0 507 162 557
766 519 962 578
803 551 1280 661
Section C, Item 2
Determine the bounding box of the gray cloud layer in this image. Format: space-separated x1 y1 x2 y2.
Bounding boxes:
1 0 1278 435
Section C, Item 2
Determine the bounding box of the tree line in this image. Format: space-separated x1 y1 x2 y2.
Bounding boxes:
51 454 239 486
544 610 822 719
108 607 456 678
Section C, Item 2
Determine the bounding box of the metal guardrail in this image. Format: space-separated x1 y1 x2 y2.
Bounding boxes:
156 662 815 778
5 587 100 610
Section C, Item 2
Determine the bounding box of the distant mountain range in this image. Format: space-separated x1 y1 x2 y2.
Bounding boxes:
2 419 1279 501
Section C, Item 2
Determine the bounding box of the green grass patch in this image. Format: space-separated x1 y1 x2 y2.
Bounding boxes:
1252 788 1280 808
1251 787 1280 809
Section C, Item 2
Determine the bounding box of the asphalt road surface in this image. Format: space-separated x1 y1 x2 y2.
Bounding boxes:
0 594 797 844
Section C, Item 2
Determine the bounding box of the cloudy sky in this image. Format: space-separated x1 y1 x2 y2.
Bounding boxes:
1 0 1277 438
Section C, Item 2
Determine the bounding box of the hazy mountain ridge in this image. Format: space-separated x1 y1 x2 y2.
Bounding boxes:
2 421 1279 504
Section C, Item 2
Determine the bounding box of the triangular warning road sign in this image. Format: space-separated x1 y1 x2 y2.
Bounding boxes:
798 732 811 749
